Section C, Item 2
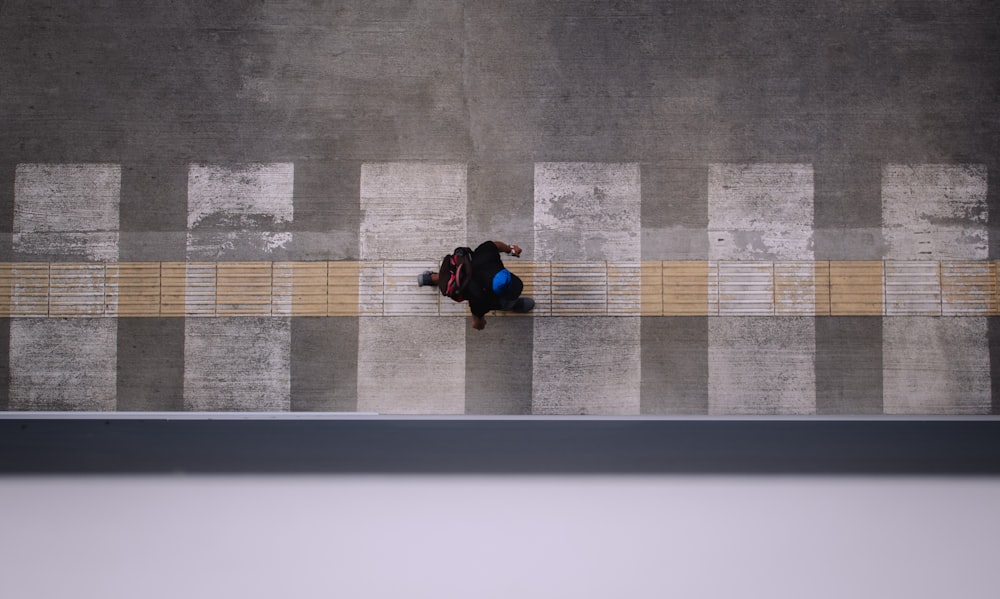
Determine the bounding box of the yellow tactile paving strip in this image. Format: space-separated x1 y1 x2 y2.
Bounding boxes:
0 261 997 317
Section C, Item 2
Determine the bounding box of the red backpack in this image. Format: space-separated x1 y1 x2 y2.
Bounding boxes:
438 247 473 302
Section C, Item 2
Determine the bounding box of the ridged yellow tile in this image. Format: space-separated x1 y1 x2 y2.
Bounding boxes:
217 262 272 316
107 262 161 317
830 261 883 316
663 261 712 316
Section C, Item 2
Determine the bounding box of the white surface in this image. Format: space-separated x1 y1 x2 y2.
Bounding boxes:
708 163 814 261
707 164 816 414
357 163 468 414
532 317 641 415
532 163 642 415
881 165 989 413
883 317 991 414
882 164 988 260
357 317 466 414
186 163 294 258
8 318 118 410
13 163 121 261
533 162 641 262
187 163 294 229
708 317 816 415
183 318 292 411
0 476 996 599
359 162 468 261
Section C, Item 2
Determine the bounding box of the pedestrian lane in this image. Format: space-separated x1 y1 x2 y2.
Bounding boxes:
1 161 995 414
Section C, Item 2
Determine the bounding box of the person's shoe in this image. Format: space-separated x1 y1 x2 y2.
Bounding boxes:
417 271 434 286
511 297 535 313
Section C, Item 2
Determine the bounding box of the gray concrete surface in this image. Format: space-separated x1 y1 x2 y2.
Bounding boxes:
1 0 999 414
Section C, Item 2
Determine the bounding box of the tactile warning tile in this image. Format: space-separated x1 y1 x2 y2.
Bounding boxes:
49 262 106 317
662 261 713 316
718 261 773 316
0 263 49 316
941 261 997 316
216 262 272 316
506 261 552 316
161 262 216 317
550 262 607 316
272 262 328 316
885 261 941 316
327 261 361 317
0 260 997 318
775 261 829 316
607 263 642 315
830 261 884 316
107 262 161 317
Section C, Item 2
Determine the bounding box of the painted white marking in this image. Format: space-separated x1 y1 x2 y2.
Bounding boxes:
357 317 466 414
183 317 291 411
187 163 293 228
708 163 814 261
13 163 121 261
883 317 990 414
359 163 467 261
187 163 294 259
532 317 641 415
882 164 987 260
881 165 989 415
183 166 294 410
708 165 816 414
9 319 117 410
534 163 640 262
358 163 468 413
533 163 641 414
708 317 816 415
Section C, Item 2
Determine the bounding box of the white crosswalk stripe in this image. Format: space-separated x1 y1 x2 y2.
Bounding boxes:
708 164 817 415
9 164 119 410
532 163 641 415
882 164 991 414
357 163 467 414
183 164 293 411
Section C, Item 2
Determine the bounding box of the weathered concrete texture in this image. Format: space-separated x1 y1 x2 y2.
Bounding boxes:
357 317 465 415
465 317 533 415
814 317 883 414
532 163 641 415
13 164 120 262
186 163 294 261
291 317 358 412
285 160 360 260
641 164 709 260
813 163 883 260
708 317 816 415
9 318 117 410
359 162 468 261
882 164 988 260
467 162 535 259
183 317 291 411
640 317 709 415
534 163 641 262
532 317 641 415
708 163 814 261
116 318 185 411
883 317 990 414
0 320 8 410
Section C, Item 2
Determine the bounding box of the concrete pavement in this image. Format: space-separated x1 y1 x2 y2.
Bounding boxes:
1 0 999 414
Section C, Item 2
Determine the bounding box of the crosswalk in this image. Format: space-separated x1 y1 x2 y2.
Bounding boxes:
2 161 995 414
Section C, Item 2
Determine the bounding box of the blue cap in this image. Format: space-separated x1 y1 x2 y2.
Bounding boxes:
492 269 512 294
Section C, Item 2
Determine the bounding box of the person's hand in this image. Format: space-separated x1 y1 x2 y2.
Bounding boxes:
509 244 522 257
472 315 486 330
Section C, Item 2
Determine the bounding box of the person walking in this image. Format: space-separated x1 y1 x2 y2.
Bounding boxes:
418 240 535 330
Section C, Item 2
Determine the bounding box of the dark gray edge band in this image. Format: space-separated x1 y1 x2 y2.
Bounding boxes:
2 418 1000 475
